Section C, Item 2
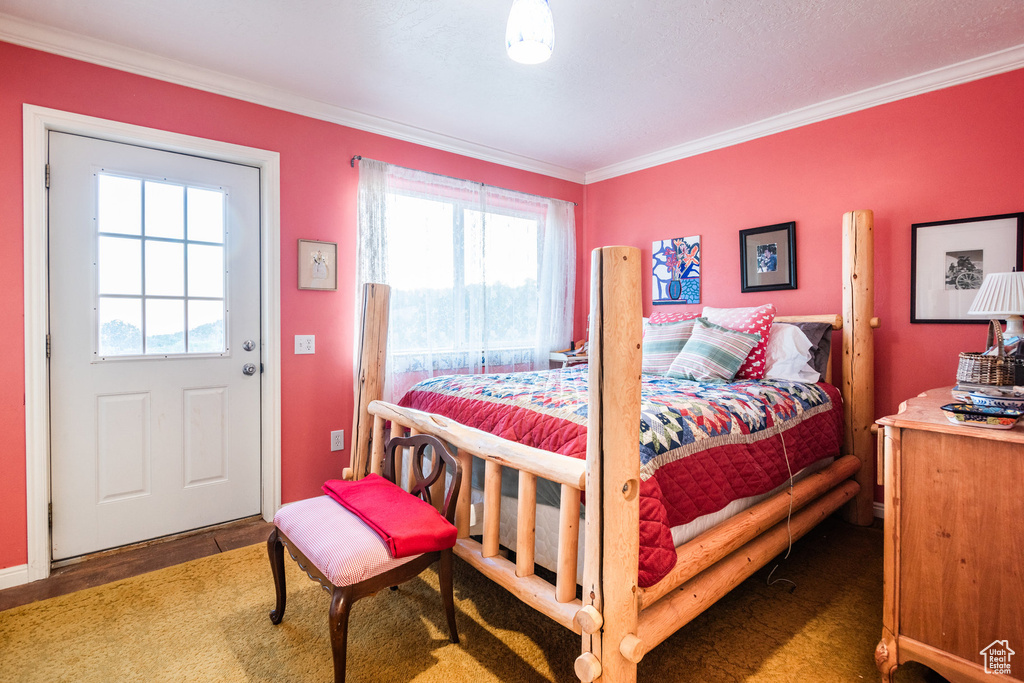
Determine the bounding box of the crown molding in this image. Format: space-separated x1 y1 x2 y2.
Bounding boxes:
585 43 1024 184
0 12 585 184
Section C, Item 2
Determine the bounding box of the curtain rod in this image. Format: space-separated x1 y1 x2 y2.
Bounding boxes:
350 155 578 207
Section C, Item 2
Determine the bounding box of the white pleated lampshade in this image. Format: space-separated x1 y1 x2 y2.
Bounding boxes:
968 272 1024 316
506 0 554 65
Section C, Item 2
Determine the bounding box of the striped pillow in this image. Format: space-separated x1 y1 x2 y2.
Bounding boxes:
702 304 776 379
641 317 699 375
667 318 761 383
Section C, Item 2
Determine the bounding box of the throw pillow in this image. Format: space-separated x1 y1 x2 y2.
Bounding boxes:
649 310 700 324
763 323 819 382
702 304 777 379
666 318 761 383
788 321 833 380
641 317 699 375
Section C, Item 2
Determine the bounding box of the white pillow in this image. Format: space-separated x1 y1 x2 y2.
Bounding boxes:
763 323 819 382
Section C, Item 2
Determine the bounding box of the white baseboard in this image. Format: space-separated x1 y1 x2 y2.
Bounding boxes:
874 501 885 519
0 563 29 590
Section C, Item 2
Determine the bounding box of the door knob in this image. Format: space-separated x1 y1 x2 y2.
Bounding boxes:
242 363 257 376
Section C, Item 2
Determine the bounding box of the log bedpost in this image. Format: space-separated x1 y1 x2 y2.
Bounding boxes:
841 210 878 525
577 246 642 683
346 283 390 481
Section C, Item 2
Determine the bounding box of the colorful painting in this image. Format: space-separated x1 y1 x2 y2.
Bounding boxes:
652 236 701 305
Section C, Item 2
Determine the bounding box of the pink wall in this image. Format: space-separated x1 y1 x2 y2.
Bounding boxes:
3 37 1020 572
0 40 584 571
582 68 1024 500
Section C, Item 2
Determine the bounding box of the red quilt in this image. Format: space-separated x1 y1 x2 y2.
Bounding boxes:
399 367 842 587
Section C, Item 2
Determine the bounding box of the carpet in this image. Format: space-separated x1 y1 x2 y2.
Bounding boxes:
0 516 940 682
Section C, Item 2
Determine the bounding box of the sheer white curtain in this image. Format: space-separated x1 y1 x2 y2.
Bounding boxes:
356 159 575 401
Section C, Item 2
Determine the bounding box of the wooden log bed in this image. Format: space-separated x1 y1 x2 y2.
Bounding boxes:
344 210 879 683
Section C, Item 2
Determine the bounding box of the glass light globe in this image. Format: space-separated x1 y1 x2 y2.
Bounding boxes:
505 0 554 65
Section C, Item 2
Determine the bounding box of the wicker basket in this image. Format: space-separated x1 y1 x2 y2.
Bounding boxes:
956 319 1024 386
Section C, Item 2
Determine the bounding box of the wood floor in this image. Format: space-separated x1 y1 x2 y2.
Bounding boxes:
0 516 274 612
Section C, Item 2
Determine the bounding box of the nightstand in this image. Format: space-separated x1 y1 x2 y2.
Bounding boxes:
875 387 1024 682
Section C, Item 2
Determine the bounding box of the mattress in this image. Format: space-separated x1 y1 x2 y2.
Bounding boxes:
400 366 843 587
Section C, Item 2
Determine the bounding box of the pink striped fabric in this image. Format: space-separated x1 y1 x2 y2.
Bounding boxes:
273 496 419 586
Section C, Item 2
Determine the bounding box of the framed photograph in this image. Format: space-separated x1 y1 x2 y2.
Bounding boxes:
911 213 1024 323
652 236 701 305
739 222 796 292
297 239 337 291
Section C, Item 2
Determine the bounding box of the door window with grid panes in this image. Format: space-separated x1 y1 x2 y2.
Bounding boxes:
95 173 227 358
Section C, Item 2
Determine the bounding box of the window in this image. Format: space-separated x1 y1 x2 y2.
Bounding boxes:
95 172 226 358
386 194 541 369
357 160 575 401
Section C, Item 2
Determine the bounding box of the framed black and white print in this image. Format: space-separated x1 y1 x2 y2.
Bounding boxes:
910 213 1024 324
739 222 796 293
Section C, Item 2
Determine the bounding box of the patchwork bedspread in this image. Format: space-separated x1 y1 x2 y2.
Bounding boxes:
398 367 843 587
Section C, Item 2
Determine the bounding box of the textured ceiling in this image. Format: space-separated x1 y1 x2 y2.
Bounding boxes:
2 0 1023 178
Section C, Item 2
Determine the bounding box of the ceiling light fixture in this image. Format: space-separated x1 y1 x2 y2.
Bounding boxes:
505 0 554 65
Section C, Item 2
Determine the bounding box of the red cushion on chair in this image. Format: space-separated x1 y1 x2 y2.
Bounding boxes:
322 474 457 558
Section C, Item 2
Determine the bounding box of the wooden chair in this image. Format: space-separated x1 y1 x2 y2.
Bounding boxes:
267 434 463 683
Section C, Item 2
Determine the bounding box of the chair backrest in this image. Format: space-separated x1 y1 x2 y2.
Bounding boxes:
383 434 463 525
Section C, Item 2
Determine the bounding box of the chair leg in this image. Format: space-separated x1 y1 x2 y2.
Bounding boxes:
439 549 459 644
328 586 354 683
268 528 287 625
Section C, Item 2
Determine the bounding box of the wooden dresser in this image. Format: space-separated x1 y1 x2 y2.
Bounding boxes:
875 387 1024 682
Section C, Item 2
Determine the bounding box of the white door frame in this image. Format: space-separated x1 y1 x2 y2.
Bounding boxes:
23 104 282 582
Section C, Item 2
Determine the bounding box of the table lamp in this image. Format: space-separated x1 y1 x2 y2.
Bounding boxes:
968 271 1024 338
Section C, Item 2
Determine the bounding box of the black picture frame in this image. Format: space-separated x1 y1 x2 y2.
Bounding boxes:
910 213 1024 324
739 221 797 293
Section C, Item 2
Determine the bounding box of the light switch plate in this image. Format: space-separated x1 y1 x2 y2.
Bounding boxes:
331 430 344 452
295 335 315 354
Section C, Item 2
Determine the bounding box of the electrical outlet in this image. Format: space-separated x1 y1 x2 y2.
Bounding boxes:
294 335 315 354
330 430 345 452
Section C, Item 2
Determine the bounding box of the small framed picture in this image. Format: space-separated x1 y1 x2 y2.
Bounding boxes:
911 213 1024 323
297 239 337 291
739 222 797 292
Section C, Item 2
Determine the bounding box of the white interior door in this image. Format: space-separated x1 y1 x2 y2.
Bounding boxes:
48 132 262 560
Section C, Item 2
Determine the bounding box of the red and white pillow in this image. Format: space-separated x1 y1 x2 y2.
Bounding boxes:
702 304 776 379
649 310 700 325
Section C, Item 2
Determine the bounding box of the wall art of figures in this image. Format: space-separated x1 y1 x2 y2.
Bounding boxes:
652 236 701 305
